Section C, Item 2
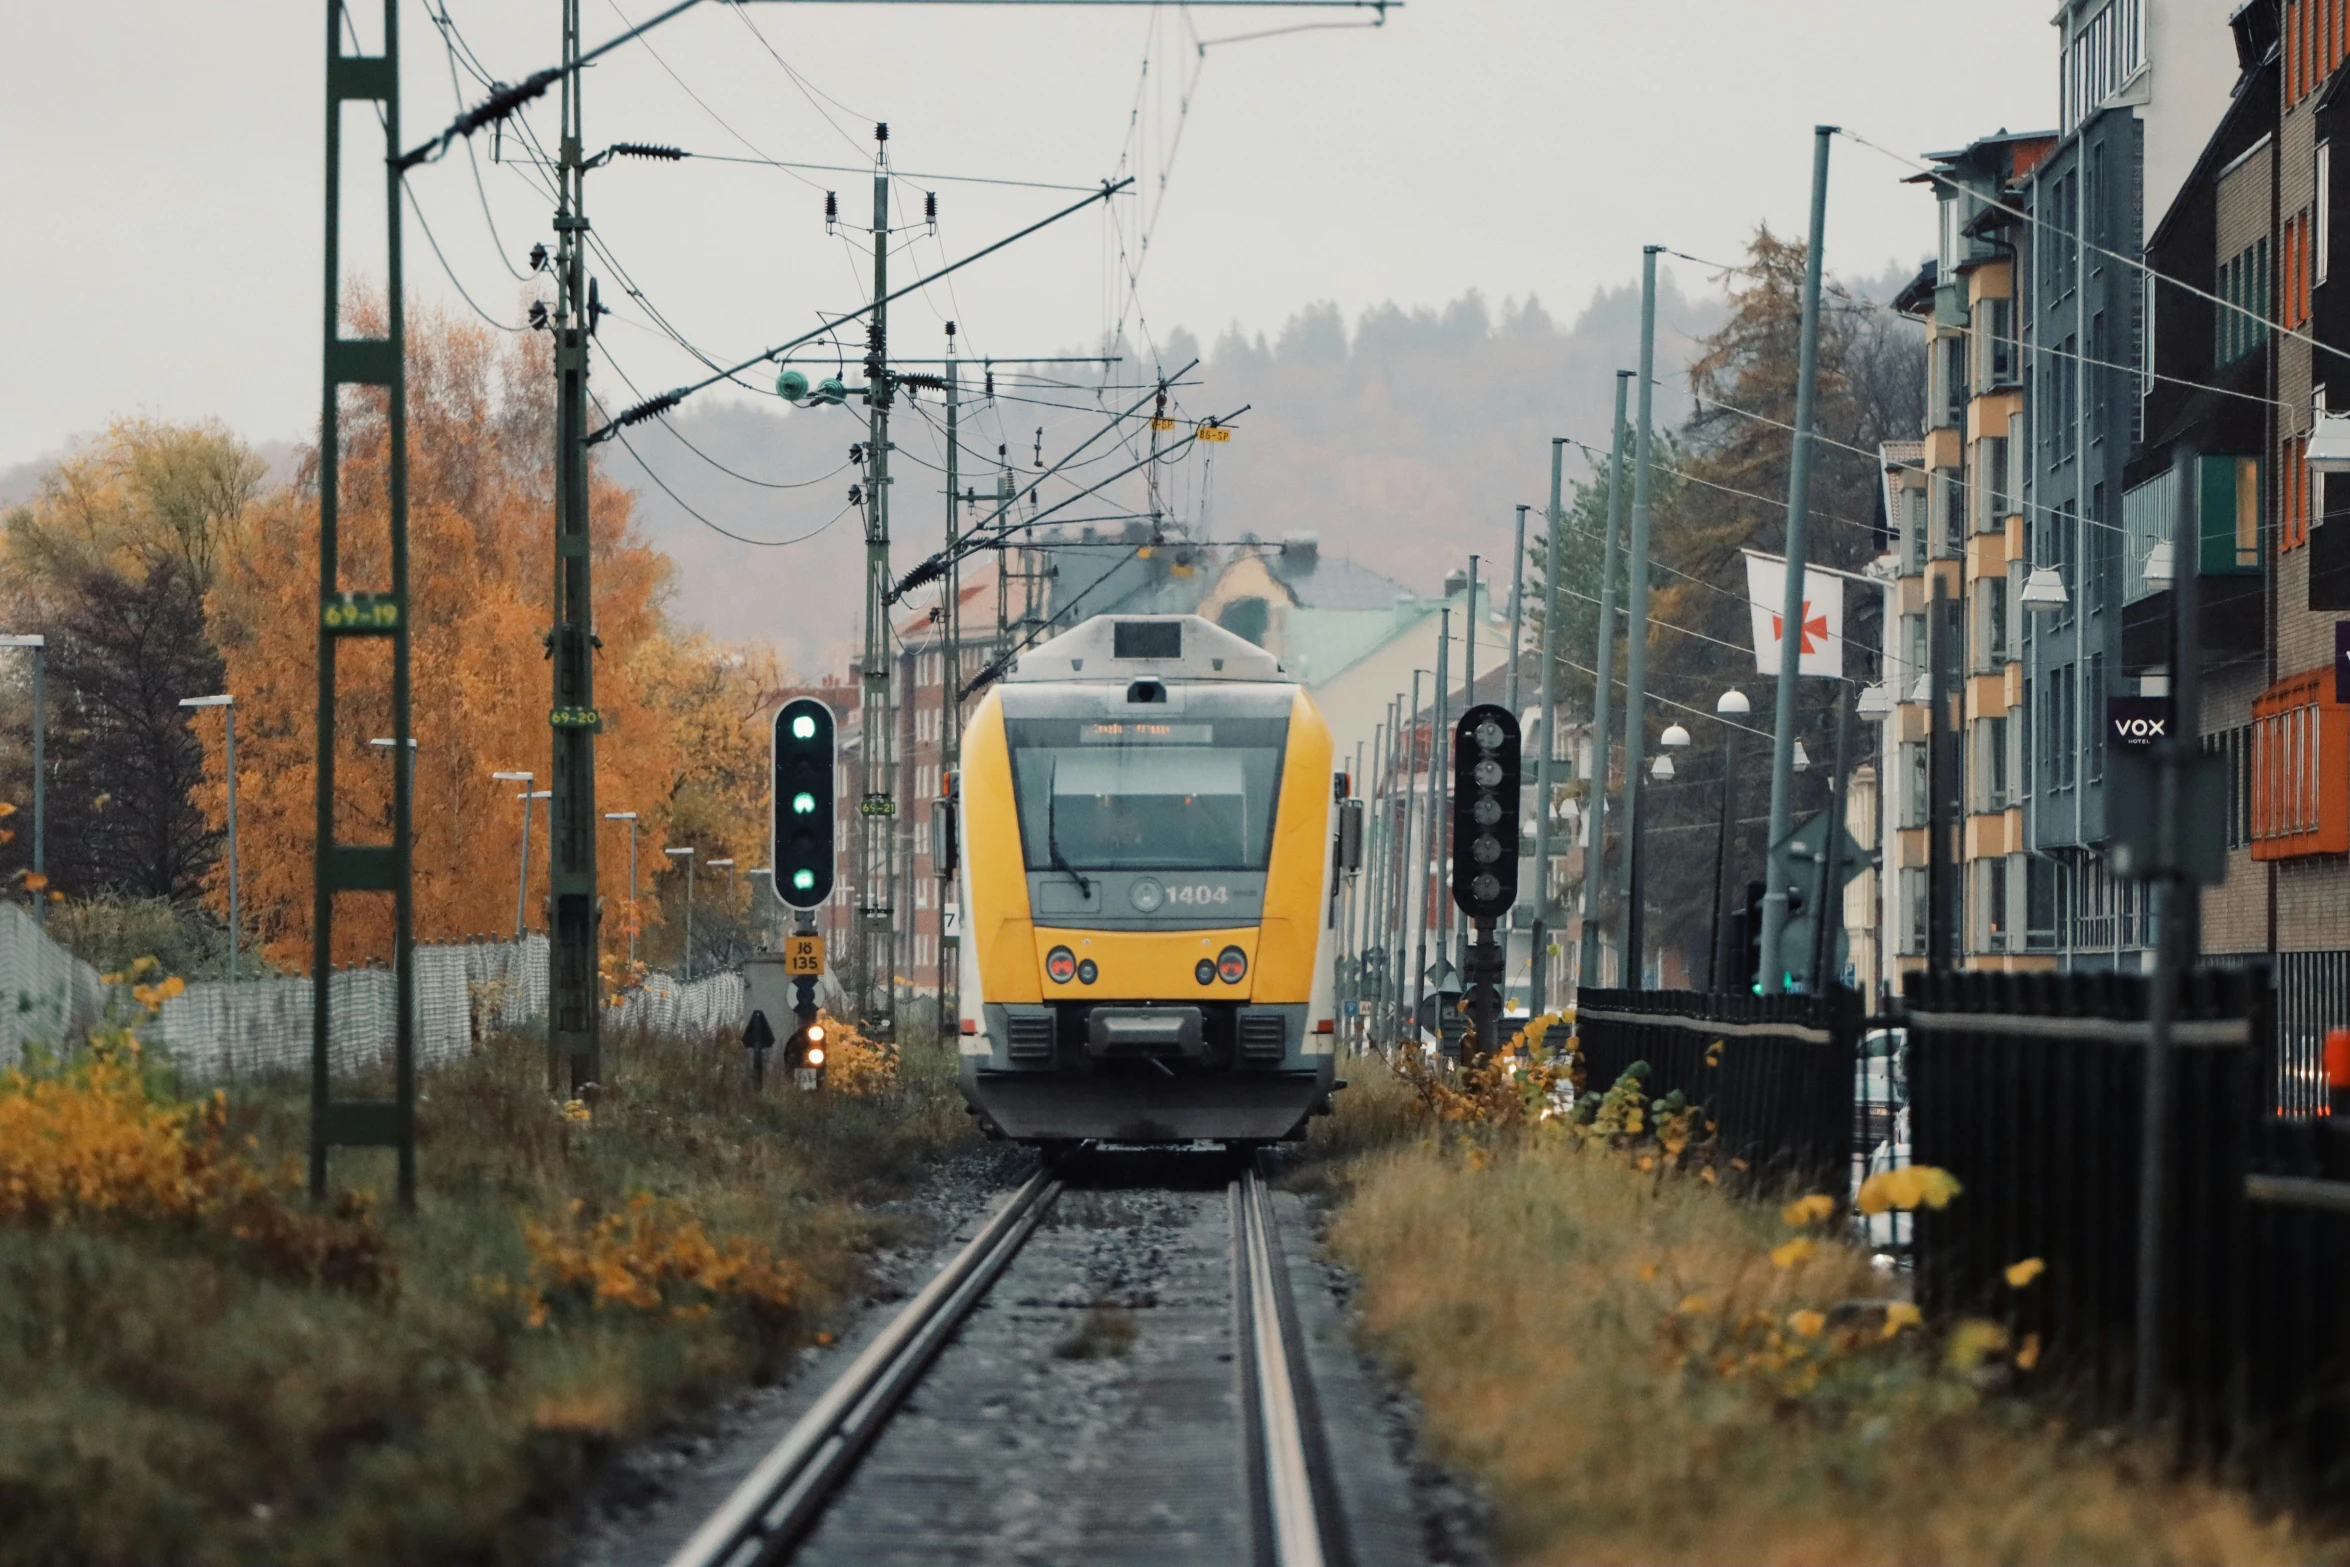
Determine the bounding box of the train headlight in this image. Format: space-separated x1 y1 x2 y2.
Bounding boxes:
1195 958 1216 985
1216 946 1248 984
1047 946 1078 983
1077 959 1098 985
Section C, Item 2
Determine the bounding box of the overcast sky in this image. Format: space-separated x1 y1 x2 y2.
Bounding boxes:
1 1 2061 475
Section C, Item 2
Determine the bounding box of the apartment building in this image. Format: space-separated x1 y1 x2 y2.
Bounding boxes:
1876 0 2243 987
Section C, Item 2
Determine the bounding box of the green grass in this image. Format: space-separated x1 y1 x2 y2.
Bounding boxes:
0 1025 975 1567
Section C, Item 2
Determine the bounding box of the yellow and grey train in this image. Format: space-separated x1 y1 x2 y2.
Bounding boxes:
954 613 1342 1146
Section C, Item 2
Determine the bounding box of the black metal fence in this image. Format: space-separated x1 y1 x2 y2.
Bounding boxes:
1573 987 1859 1193
1903 968 2262 1457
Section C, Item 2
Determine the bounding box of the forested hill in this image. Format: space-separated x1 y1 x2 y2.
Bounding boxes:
597 272 1728 673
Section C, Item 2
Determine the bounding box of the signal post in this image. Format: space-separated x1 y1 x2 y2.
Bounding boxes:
1451 703 1522 1063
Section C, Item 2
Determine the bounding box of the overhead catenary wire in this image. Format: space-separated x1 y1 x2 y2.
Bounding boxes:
1837 125 2350 373
597 394 859 547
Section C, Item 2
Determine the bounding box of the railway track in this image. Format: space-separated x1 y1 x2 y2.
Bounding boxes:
660 1156 1353 1567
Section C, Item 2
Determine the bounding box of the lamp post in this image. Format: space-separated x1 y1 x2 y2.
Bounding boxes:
708 857 735 972
2 636 46 922
604 811 639 971
491 771 535 939
1709 690 1751 991
665 845 697 980
179 694 236 993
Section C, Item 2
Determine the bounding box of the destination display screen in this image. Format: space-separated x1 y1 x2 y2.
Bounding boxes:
1080 722 1212 745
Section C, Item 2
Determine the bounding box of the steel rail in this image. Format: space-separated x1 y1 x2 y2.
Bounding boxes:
660 1171 1064 1567
1235 1164 1353 1567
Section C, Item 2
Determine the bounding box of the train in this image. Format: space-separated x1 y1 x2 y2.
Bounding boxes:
953 613 1343 1148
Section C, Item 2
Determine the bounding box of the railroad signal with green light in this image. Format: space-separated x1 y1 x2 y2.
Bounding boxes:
773 697 836 909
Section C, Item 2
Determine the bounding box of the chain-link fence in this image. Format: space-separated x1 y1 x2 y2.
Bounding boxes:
0 904 747 1080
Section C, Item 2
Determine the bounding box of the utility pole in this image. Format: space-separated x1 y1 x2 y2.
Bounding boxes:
857 123 899 1039
1619 253 1660 984
1579 378 1630 989
1758 127 1834 995
1530 454 1562 1010
546 0 603 1091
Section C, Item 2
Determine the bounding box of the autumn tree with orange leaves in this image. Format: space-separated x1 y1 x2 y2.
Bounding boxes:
205 303 776 971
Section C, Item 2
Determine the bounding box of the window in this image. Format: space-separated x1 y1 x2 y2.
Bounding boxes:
1902 741 1929 828
1945 332 1970 424
1904 612 1928 693
1979 297 2018 388
2321 144 2333 287
1899 867 1928 955
2207 724 2255 849
1903 489 1928 574
1007 713 1290 872
2026 855 2060 949
1936 469 1966 556
1986 857 2010 952
2219 238 2272 365
1979 436 2011 531
2250 671 2348 858
1980 716 2010 811
2045 666 2077 791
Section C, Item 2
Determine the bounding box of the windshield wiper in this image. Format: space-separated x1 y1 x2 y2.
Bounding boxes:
1044 771 1094 898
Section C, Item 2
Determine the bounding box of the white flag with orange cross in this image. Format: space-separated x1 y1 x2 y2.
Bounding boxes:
1741 550 1843 678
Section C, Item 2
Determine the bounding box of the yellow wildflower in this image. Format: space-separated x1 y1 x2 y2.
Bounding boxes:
2004 1256 2046 1288
1769 1237 1817 1269
1787 1309 1827 1338
1676 1294 1710 1315
1855 1164 1963 1216
2015 1331 2042 1371
1780 1193 1837 1227
1880 1301 1922 1338
1945 1318 2009 1372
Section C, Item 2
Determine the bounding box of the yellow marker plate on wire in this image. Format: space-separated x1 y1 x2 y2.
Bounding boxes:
1196 425 1230 443
1149 416 1176 431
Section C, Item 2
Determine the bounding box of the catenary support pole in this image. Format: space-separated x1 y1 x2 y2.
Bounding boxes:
1619 249 1661 983
1710 713 1738 990
1432 611 1454 1018
1580 376 1631 988
857 126 900 1038
2136 441 2201 1434
1507 505 1528 717
547 0 603 1092
225 705 238 1001
1466 555 1479 708
1758 126 1835 995
30 642 43 927
1811 678 1854 993
1409 669 1430 1035
1530 445 1564 1010
938 326 961 1037
1927 577 1952 971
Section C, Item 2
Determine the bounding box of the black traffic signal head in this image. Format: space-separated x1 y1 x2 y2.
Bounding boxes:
1450 703 1522 921
795 1016 829 1073
773 698 836 909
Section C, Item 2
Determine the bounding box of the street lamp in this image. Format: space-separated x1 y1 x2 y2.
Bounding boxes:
491 771 535 939
2143 538 2176 588
2019 564 2070 614
604 811 639 970
2 635 46 921
665 846 697 980
1651 753 1675 782
179 694 237 993
1792 740 1811 774
1856 682 1895 720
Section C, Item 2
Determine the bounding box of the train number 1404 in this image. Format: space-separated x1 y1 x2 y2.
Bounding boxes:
1167 883 1230 906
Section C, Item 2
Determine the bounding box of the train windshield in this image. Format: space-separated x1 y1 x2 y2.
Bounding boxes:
1006 716 1289 872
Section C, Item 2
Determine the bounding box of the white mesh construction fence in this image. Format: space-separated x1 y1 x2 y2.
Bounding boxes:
608 969 746 1039
0 906 108 1070
0 909 739 1082
153 937 550 1083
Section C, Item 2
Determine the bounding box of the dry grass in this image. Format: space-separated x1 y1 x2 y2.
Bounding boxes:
1307 1055 2331 1567
0 1023 973 1567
